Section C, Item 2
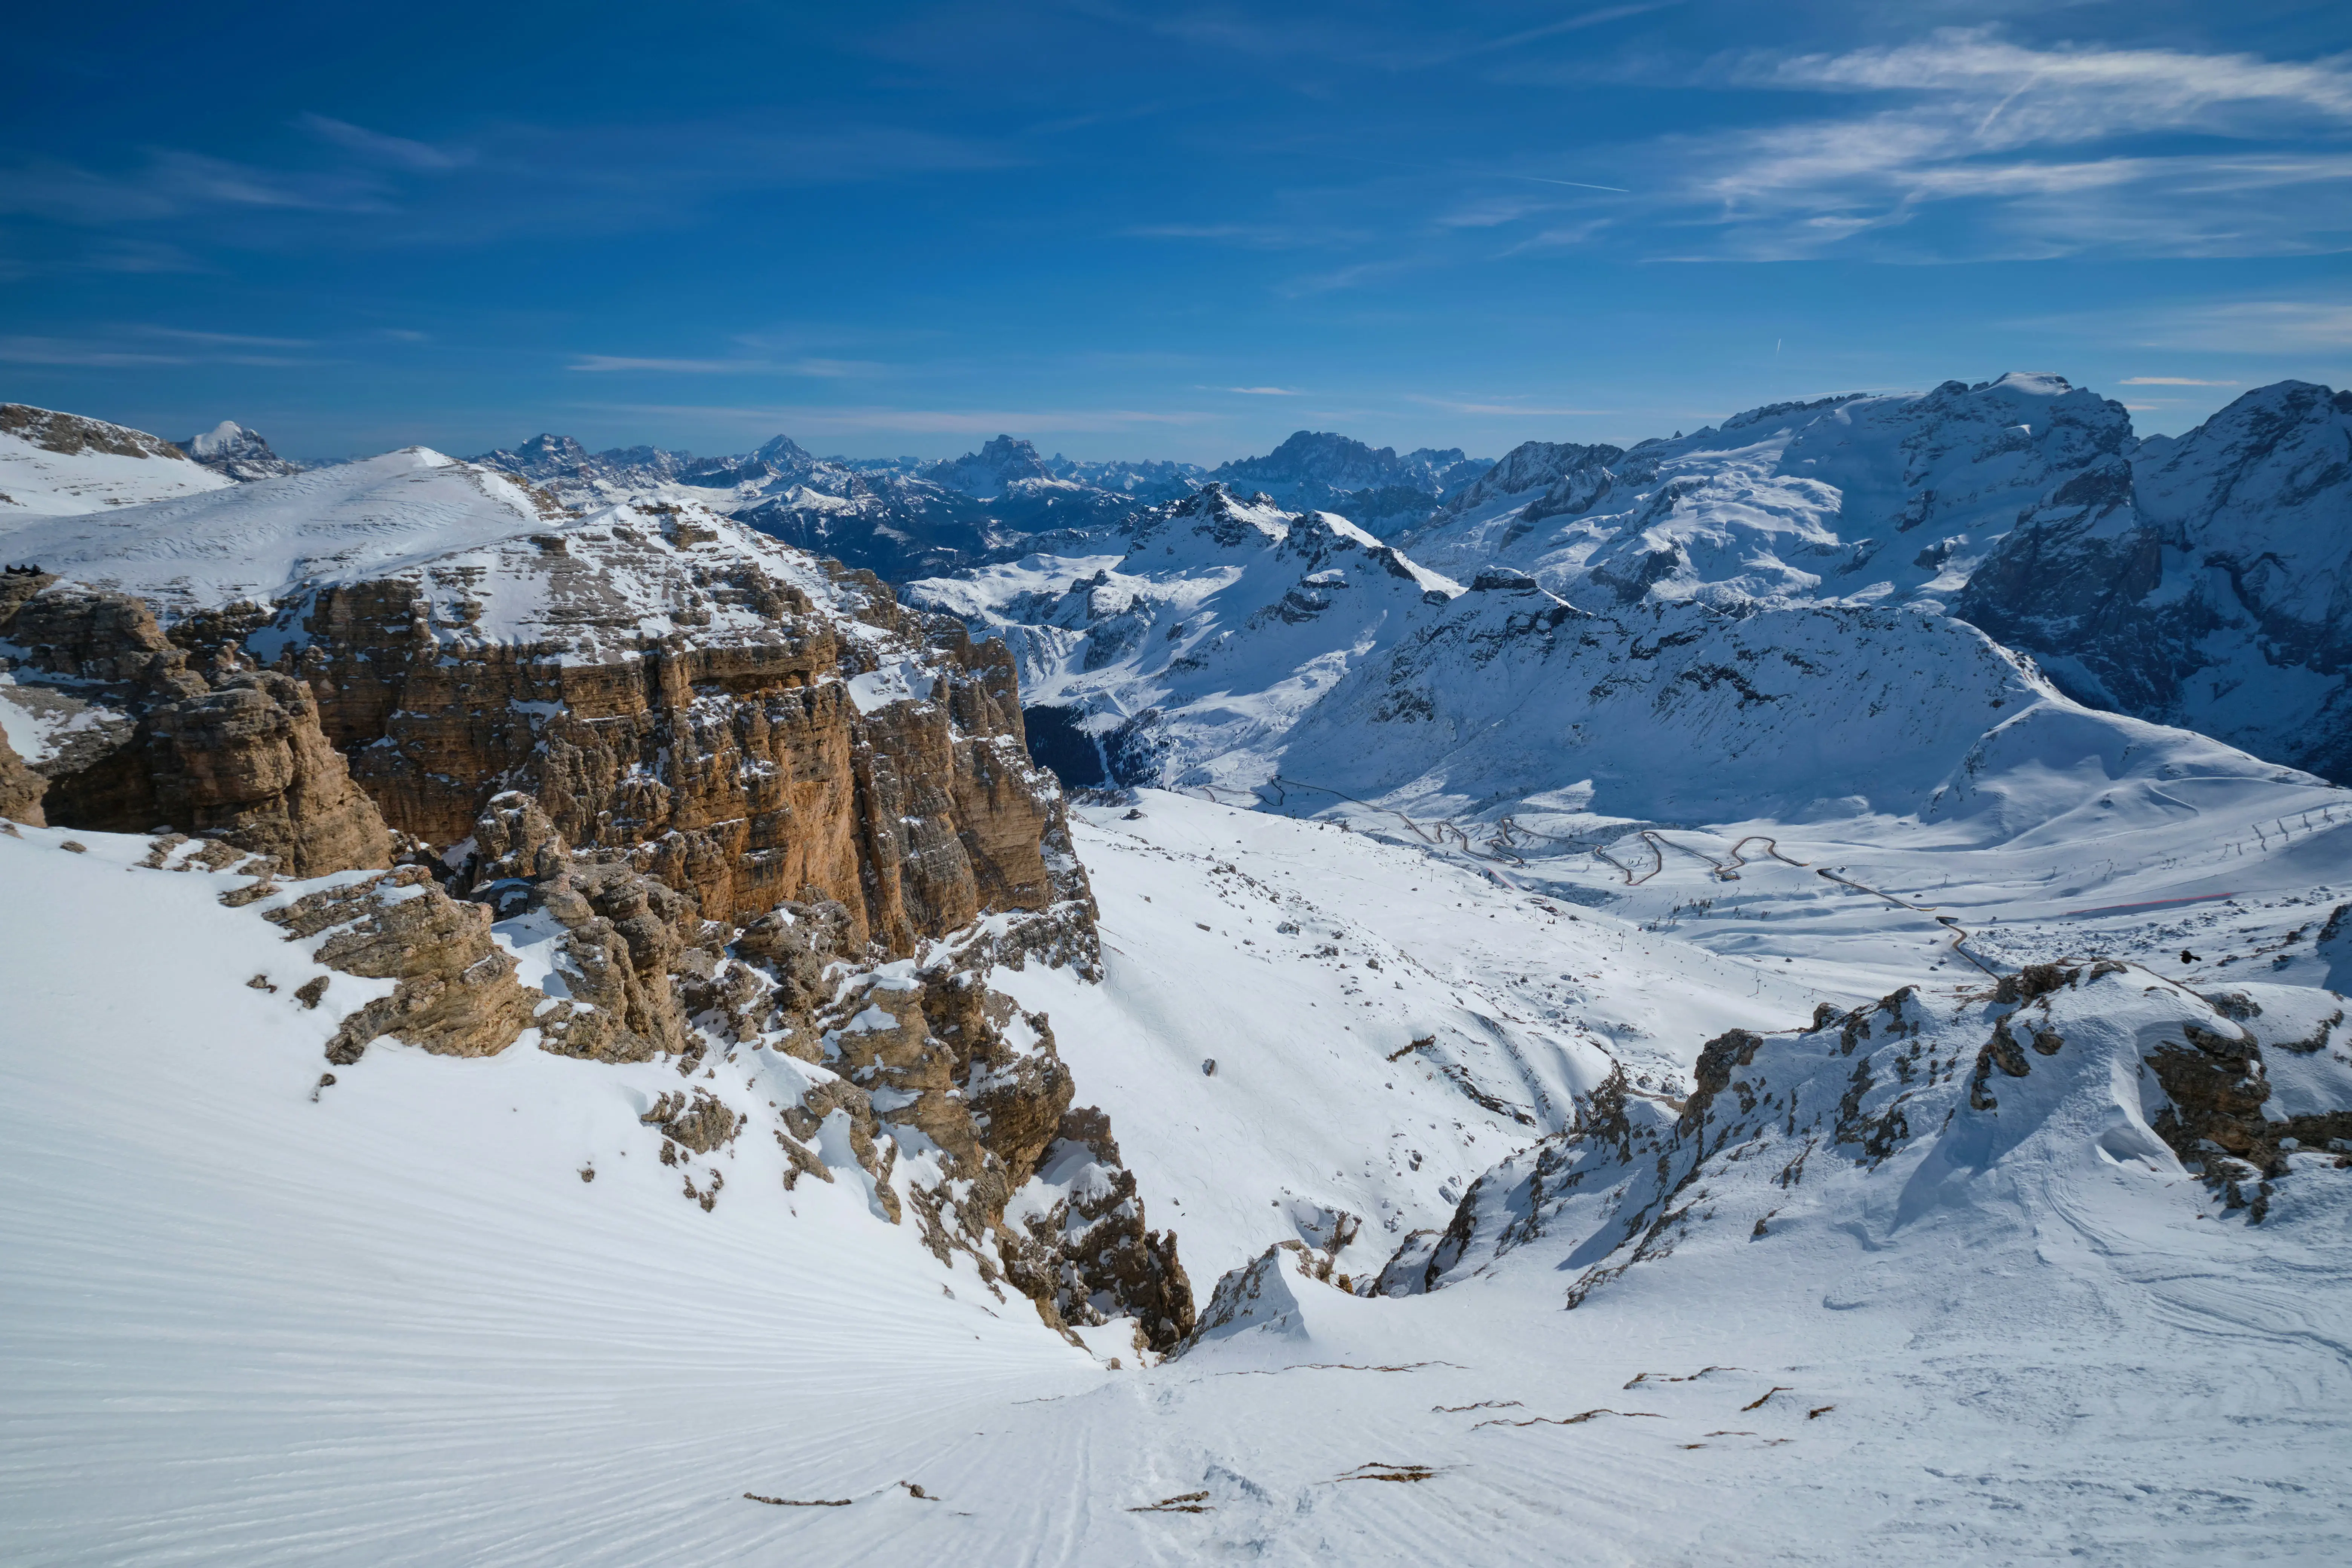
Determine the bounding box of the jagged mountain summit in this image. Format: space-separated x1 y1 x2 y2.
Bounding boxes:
180 420 302 481
1396 372 2135 609
909 481 1463 787
1211 430 1492 535
468 429 1168 582
471 430 821 508
922 433 1053 497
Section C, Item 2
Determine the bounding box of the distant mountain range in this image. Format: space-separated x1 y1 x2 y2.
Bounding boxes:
459 427 1492 580
7 377 2349 784
903 376 2352 792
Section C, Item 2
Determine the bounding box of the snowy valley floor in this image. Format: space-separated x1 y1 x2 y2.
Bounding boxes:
4 795 2351 1564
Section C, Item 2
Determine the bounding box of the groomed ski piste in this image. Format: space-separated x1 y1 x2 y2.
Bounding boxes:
6 771 2349 1564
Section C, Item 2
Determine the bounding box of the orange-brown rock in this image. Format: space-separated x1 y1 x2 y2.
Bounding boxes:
1 581 390 874
0 727 43 825
234 525 1070 951
262 865 541 1063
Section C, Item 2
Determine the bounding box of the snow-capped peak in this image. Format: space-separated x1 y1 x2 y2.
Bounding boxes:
180 420 302 481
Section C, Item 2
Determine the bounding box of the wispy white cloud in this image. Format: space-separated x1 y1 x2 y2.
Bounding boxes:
0 336 188 368
1500 219 1614 254
568 354 879 376
2008 297 2352 355
2136 301 2352 352
1274 256 1427 297
1640 29 2352 260
1407 395 1617 416
1434 196 1566 230
0 150 392 225
0 325 320 368
1121 221 1363 250
1752 31 2352 130
141 326 314 348
297 114 473 172
1219 385 1302 395
1083 0 1680 72
83 239 205 274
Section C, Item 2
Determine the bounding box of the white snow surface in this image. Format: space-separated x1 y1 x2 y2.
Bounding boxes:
8 794 2351 1563
0 427 232 521
1396 372 2133 611
0 447 562 616
6 387 2352 1562
0 449 914 677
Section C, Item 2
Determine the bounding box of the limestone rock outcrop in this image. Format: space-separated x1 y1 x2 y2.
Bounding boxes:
441 787 1190 1350
37 482 1176 1352
263 865 542 1063
0 577 390 874
0 727 43 825
168 508 1079 952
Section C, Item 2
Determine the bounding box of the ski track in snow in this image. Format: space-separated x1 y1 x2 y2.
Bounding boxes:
7 795 2351 1563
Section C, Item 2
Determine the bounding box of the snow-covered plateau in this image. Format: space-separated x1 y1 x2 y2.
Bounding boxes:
3 389 2350 1565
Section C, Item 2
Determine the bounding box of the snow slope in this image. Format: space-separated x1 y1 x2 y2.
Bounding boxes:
0 447 565 616
0 447 895 668
0 404 233 522
1397 373 2134 610
1003 792 1829 1286
0 822 1095 1567
11 811 2347 1565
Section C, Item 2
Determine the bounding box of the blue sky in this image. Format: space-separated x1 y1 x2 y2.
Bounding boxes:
5 1 2347 464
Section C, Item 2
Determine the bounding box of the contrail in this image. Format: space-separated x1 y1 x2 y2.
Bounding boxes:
1504 175 1631 193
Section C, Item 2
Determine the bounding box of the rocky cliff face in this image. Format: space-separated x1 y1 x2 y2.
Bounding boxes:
175 502 1076 952
0 571 390 871
235 785 1191 1350
1957 381 2352 780
14 464 1191 1349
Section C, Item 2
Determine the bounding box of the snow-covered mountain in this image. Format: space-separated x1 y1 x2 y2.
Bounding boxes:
2 444 572 619
907 476 2334 961
1210 430 1492 534
0 402 234 520
908 481 1462 786
1960 381 2352 782
467 429 1166 581
1396 373 2135 609
9 387 2352 1563
922 433 1053 497
470 430 821 509
180 420 302 481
